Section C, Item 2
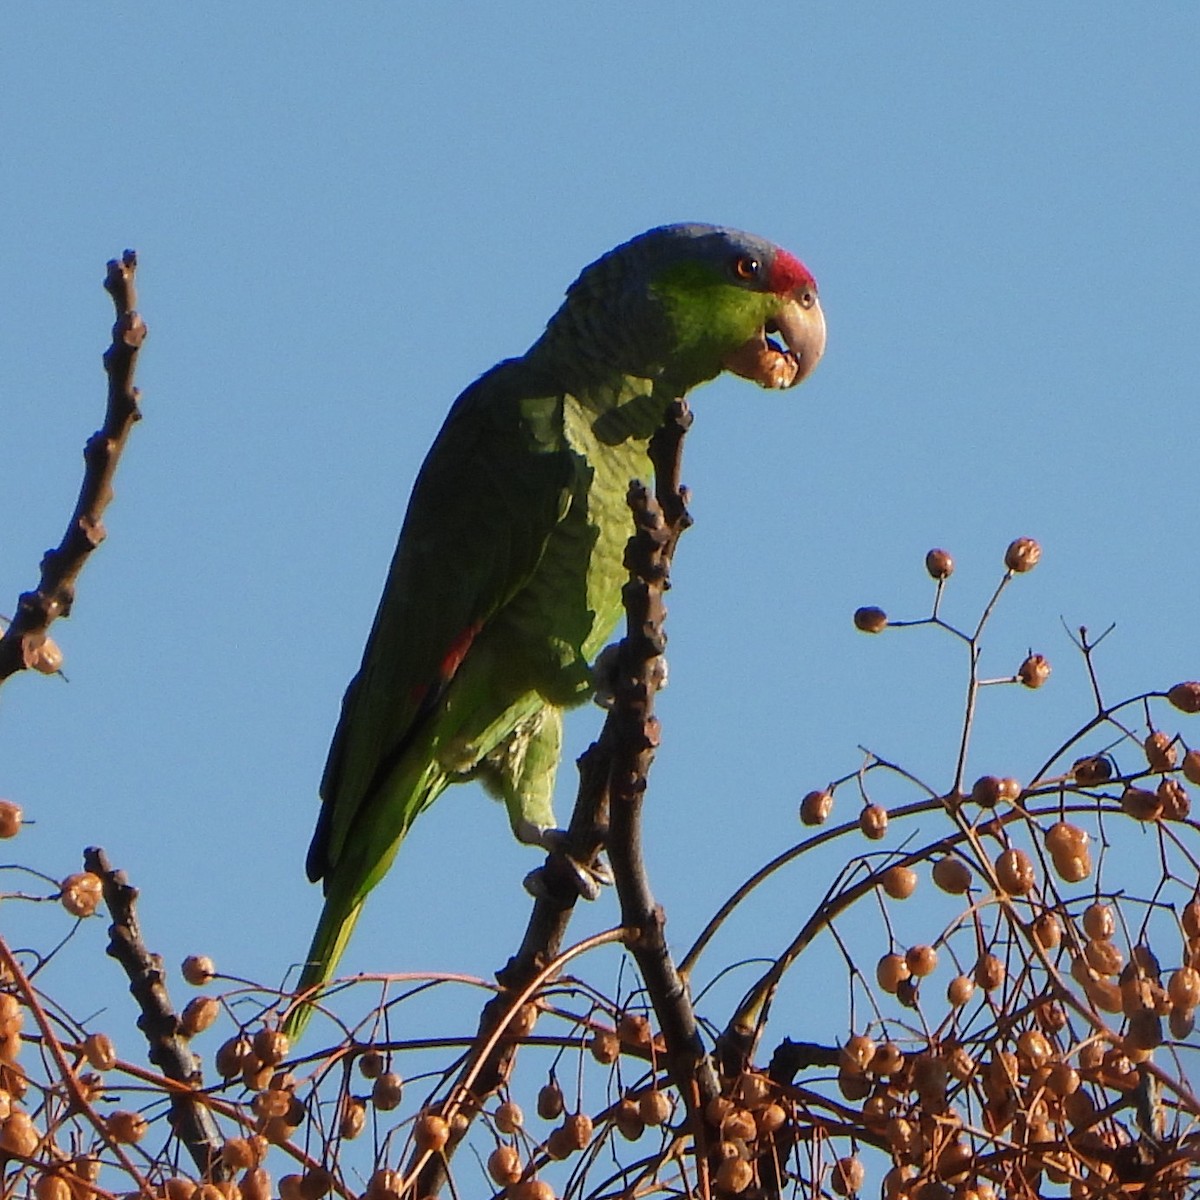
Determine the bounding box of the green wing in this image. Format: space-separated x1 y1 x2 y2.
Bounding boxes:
307 357 578 885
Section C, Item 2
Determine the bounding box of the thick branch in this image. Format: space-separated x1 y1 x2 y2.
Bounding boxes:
0 252 146 684
84 847 224 1180
414 400 703 1198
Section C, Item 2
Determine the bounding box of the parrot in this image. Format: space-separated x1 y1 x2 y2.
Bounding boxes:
285 223 826 1037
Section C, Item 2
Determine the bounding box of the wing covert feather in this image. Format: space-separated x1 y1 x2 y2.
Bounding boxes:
311 359 577 879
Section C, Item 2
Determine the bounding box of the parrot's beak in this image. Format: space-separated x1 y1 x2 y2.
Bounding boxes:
771 292 826 387
721 291 826 390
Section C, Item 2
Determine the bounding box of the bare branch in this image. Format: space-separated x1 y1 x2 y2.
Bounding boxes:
0 252 147 684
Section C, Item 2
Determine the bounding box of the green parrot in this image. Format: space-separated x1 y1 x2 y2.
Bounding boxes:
286 224 825 1036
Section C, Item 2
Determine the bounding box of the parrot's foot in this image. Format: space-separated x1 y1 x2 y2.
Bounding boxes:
521 826 613 902
592 643 668 710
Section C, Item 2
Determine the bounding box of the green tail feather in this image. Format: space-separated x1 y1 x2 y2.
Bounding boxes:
283 892 366 1041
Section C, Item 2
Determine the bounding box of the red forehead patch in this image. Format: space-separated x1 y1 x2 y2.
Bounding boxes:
767 249 816 295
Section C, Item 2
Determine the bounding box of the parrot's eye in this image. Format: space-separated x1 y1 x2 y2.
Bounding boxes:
798 288 817 309
732 255 760 282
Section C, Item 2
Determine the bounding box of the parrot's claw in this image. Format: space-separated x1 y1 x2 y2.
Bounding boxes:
592 643 668 710
522 834 612 902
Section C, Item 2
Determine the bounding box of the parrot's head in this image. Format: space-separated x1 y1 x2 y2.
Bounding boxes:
545 224 826 394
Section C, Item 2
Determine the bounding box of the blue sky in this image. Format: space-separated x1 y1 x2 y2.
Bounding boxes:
1 0 1198 1141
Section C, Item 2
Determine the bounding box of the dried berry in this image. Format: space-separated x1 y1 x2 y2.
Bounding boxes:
932 856 971 894
299 1168 334 1200
799 789 833 826
859 803 888 840
1158 777 1190 820
536 1080 564 1120
0 1111 38 1156
1145 730 1177 772
82 1033 116 1071
371 1072 404 1112
180 996 220 1037
947 975 975 1007
1167 682 1200 714
853 606 888 634
182 955 217 986
339 1097 366 1140
876 953 910 993
487 1145 522 1187
1004 537 1041 573
840 1033 876 1073
974 953 1005 992
995 848 1035 895
881 865 917 899
1120 785 1163 822
925 548 954 580
638 1089 671 1125
412 1111 449 1153
971 775 1004 808
253 1028 289 1067
1082 902 1114 941
617 1011 651 1047
831 1154 866 1196
494 1100 523 1133
1071 755 1113 786
59 873 102 918
716 1156 753 1195
588 1029 619 1064
1183 750 1200 786
105 1110 148 1144
1018 653 1051 689
29 636 63 675
0 802 23 839
905 944 938 977
613 1097 644 1141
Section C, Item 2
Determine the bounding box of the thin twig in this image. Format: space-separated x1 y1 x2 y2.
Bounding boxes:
0 253 147 684
83 847 225 1180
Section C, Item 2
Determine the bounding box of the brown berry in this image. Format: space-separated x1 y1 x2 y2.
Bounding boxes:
995 848 1035 895
832 1154 866 1196
614 1097 644 1140
253 1028 289 1067
974 953 1005 991
215 1035 253 1078
487 1145 522 1186
0 803 22 839
853 606 888 634
33 1176 71 1200
83 1032 116 1071
905 945 938 978
1183 750 1200 785
278 1176 304 1200
105 1110 148 1143
1082 902 1114 940
1145 730 1177 772
299 1168 333 1200
638 1089 671 1125
588 1029 619 1064
561 1111 593 1150
870 1041 904 1076
338 1097 366 1140
242 1168 272 1200
881 865 917 899
755 1101 787 1134
1018 653 1051 689
1121 785 1163 822
1004 537 1041 573
617 1011 651 1047
413 1111 449 1153
1072 755 1113 785
947 975 975 1007
859 804 888 840
840 1033 876 1073
721 1107 757 1141
494 1100 523 1133
508 1182 555 1200
799 789 833 826
536 1081 564 1120
0 1111 38 1156
715 1156 753 1195
371 1072 404 1111
182 955 217 985
1158 777 1190 820
876 953 910 993
1167 682 1200 714
932 856 971 894
925 548 954 580
29 636 63 675
180 996 220 1037
1170 967 1200 1009
59 872 102 918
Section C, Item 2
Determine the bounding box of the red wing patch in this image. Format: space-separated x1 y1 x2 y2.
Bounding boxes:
439 621 483 681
